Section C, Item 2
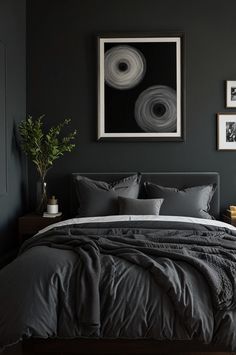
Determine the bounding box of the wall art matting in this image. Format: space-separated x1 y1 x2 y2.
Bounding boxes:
217 113 236 150
97 34 184 141
226 80 236 108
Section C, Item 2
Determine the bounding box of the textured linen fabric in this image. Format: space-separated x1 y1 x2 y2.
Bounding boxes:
74 174 141 217
36 215 236 236
1 219 236 351
145 182 215 219
118 196 164 215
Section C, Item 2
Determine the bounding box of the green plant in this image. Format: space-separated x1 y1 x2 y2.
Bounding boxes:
19 115 77 179
19 115 77 212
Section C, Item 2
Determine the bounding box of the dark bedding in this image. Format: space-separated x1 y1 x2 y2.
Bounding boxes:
1 219 236 351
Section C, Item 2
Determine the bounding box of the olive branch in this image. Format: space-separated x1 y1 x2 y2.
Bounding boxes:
19 115 77 179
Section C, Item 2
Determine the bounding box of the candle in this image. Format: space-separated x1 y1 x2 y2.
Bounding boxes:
47 196 59 214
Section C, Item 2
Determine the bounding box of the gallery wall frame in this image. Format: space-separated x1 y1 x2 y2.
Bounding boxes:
226 80 236 108
97 33 185 141
0 40 7 195
217 112 236 151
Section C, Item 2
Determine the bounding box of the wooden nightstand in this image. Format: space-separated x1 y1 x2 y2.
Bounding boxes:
18 213 63 244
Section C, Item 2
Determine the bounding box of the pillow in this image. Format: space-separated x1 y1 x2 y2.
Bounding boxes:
118 196 164 215
74 174 141 217
145 182 216 219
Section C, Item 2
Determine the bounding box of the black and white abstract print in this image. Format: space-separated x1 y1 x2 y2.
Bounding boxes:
231 87 236 101
226 122 236 142
104 45 146 90
98 36 183 140
135 85 177 132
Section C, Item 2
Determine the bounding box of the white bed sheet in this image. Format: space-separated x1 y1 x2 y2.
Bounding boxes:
36 215 236 236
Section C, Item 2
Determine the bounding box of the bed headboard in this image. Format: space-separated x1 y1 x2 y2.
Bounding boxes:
71 172 220 219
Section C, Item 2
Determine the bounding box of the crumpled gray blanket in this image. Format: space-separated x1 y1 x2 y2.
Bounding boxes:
1 219 236 351
19 220 236 336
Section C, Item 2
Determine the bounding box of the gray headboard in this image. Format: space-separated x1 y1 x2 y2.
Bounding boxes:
71 172 220 219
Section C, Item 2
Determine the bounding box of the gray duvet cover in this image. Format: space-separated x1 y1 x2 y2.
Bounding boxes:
1 219 236 351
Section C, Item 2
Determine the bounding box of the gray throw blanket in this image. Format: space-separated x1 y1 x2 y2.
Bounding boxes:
19 221 236 336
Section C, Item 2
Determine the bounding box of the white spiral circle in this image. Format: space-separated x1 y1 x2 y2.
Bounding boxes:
104 45 146 90
134 85 177 132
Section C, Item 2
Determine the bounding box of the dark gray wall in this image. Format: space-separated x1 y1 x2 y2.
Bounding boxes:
28 0 236 215
0 0 26 255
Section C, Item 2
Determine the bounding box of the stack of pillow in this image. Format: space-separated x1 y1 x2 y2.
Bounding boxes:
74 173 216 219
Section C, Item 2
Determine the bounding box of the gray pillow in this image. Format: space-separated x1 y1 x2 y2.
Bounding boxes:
119 196 164 215
74 174 141 217
145 182 216 219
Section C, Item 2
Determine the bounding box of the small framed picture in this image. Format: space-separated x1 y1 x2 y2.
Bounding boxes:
226 80 236 108
217 113 236 150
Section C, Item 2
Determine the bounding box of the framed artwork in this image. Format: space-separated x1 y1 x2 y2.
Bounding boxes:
217 113 236 150
226 80 236 108
97 34 185 141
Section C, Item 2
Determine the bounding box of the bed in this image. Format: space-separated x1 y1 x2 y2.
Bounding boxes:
2 172 236 354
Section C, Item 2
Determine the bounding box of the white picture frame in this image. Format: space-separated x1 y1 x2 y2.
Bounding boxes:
217 113 236 150
97 34 184 141
226 80 236 108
